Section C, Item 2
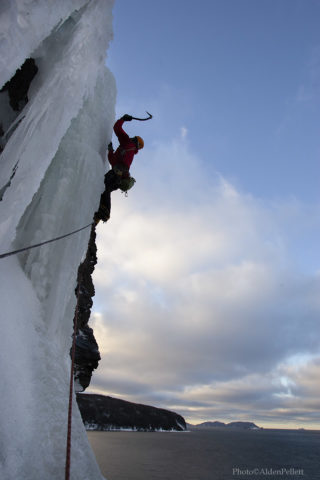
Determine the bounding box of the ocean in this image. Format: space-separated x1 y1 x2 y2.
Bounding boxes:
87 428 320 480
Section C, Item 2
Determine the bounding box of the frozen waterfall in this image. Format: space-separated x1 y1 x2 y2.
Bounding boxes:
0 1 116 478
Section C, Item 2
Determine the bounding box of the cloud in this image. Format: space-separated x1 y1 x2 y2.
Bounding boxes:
89 134 320 427
172 356 320 426
180 126 188 139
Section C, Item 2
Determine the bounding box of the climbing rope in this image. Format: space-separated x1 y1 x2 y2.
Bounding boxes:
0 222 94 260
65 285 80 480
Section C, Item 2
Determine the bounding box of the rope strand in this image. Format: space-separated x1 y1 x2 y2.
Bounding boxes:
0 222 94 260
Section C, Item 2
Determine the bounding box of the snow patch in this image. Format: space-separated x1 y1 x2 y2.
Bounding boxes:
84 423 186 433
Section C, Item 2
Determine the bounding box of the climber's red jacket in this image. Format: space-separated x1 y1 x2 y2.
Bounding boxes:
108 118 138 171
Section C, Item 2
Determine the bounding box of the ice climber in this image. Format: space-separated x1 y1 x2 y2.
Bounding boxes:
94 114 144 223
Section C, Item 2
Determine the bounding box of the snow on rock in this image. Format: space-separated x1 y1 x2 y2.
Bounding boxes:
0 1 115 479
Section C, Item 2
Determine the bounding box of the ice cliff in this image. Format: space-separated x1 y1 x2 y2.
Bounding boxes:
0 1 115 478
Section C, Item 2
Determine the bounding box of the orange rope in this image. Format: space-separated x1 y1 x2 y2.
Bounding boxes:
65 289 80 480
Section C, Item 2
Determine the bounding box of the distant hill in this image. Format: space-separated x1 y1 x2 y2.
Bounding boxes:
191 421 261 430
197 421 226 428
77 393 186 432
226 421 261 430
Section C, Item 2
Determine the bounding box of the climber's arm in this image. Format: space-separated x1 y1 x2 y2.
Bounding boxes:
113 115 132 144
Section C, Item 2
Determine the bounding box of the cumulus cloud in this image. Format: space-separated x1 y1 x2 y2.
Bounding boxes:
89 134 320 427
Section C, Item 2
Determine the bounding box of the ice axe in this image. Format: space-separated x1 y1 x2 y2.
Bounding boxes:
131 111 153 121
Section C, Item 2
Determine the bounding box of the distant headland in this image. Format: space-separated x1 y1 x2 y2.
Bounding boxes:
188 421 261 430
77 393 187 432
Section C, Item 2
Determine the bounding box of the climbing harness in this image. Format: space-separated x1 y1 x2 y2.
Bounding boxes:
131 111 153 121
65 285 80 480
119 176 136 194
111 165 136 196
0 222 94 260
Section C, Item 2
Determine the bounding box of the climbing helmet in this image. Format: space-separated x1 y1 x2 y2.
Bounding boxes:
135 136 144 150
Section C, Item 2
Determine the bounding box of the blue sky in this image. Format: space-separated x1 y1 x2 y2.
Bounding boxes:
109 0 320 202
89 0 320 429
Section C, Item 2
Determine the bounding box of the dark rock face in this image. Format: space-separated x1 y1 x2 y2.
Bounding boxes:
75 224 97 329
1 58 38 154
76 393 187 431
73 224 101 392
1 58 38 111
74 325 100 392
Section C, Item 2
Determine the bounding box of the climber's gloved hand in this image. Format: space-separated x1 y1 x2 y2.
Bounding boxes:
122 114 133 122
107 142 113 152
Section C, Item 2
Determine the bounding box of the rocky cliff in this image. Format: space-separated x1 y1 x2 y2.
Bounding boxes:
77 393 187 431
73 224 101 392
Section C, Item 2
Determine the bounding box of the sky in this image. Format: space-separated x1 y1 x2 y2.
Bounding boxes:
88 0 320 429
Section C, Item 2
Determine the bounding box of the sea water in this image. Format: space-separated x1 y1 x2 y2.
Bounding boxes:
87 428 320 480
